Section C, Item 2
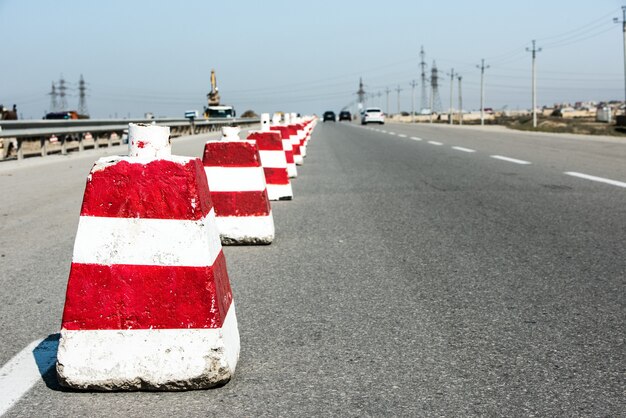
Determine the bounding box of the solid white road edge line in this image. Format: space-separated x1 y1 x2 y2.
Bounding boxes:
452 146 476 153
565 172 626 188
428 141 443 146
491 155 532 165
0 337 57 416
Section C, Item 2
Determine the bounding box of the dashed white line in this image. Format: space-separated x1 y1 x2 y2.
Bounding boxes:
0 337 58 416
380 130 387 133
410 136 423 141
565 172 626 188
398 134 407 138
428 141 443 146
388 132 397 135
490 155 531 165
452 146 476 153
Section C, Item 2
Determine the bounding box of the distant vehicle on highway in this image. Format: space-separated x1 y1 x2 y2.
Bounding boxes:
204 105 236 118
44 111 88 120
338 110 351 121
323 111 336 122
361 107 385 125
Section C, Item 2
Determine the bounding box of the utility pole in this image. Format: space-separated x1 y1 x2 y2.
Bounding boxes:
458 75 463 126
476 58 490 126
396 85 402 115
58 76 68 112
78 74 89 116
385 87 391 115
357 77 366 113
614 7 626 110
48 82 57 113
526 40 542 128
410 80 418 123
419 46 428 111
429 82 434 123
448 68 455 125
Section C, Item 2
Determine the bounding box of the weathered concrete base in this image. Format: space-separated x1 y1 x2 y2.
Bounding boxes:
266 183 293 201
56 305 240 391
216 213 275 245
294 154 303 165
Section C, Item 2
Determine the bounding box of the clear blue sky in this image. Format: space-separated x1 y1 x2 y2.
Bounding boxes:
1 0 624 118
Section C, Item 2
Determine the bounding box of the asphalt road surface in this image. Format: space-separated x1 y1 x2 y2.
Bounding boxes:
0 122 624 416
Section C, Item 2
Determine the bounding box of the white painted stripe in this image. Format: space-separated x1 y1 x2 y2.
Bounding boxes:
410 136 422 141
452 146 476 153
258 150 287 168
428 141 443 146
57 305 239 390
282 139 292 152
565 172 626 188
398 134 407 138
0 336 58 416
491 155 531 165
287 163 298 178
72 211 222 267
216 213 275 244
380 130 387 133
204 166 267 191
389 132 397 135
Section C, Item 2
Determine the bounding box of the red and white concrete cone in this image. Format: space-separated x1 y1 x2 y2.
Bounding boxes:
270 113 297 178
290 113 307 158
56 123 239 390
283 113 303 166
247 113 293 201
203 126 275 244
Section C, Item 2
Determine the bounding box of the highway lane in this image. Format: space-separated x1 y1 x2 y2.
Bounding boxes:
1 122 625 416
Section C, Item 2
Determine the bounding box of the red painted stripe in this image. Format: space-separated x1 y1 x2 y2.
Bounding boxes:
202 140 261 167
263 167 289 185
61 252 232 330
292 143 301 156
80 159 213 220
283 142 295 163
211 190 271 217
247 131 283 151
269 126 289 139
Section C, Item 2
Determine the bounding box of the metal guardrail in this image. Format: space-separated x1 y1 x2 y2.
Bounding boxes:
0 117 260 160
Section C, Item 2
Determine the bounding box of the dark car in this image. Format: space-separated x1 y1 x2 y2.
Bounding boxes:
339 110 351 121
323 111 336 122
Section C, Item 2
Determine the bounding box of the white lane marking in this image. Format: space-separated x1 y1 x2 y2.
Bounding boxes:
491 155 531 165
428 141 443 146
380 130 387 133
398 134 407 138
0 337 58 416
565 172 626 188
410 136 423 141
388 132 396 135
452 146 476 153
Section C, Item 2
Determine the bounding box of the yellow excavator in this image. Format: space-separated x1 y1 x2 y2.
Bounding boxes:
204 69 235 118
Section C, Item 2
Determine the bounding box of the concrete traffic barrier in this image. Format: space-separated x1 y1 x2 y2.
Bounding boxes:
284 113 303 165
271 113 297 178
247 114 293 200
290 113 307 158
57 123 239 390
203 126 275 244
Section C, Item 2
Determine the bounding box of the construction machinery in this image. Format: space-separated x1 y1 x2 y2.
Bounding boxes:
204 69 235 118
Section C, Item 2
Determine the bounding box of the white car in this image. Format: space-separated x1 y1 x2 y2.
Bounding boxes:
361 107 385 125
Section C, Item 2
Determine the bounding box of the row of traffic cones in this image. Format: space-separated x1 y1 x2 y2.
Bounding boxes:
56 112 316 390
